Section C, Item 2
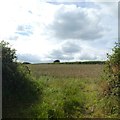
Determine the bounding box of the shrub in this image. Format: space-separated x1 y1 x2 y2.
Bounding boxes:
104 42 120 97
102 42 120 117
1 40 42 118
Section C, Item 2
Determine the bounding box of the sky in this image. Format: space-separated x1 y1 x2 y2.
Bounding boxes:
0 0 118 63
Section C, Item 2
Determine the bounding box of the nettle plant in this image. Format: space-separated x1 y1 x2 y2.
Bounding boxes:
104 42 120 97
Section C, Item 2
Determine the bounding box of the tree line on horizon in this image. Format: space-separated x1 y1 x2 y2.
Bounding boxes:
53 60 106 64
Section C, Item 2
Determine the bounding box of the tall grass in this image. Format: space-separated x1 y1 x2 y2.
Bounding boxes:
27 64 113 118
5 63 119 118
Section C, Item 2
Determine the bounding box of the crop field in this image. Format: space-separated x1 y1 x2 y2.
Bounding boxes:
23 63 117 118
29 64 103 79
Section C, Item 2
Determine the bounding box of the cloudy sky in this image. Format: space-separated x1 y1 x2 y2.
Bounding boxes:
0 0 118 63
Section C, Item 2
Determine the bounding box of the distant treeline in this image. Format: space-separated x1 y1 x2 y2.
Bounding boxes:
51 61 106 64
23 61 106 65
23 62 31 64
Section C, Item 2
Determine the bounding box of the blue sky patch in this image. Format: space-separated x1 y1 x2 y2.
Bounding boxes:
15 31 33 36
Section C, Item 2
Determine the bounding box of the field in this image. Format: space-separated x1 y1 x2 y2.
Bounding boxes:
29 64 103 79
20 63 118 118
4 63 119 118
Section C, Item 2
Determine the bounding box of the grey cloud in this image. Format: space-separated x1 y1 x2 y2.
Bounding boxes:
49 49 74 60
47 6 104 40
48 41 81 61
28 10 32 14
17 25 25 31
9 35 19 40
16 25 33 36
79 53 97 60
62 41 81 54
47 2 98 8
17 54 41 63
50 49 64 59
17 25 32 32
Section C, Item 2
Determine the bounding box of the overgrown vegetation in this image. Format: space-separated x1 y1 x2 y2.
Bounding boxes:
100 42 120 117
104 42 120 97
28 64 105 118
1 40 43 118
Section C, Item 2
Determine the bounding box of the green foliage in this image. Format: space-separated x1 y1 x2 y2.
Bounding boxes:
28 77 88 118
1 40 43 118
104 42 120 97
0 40 17 63
63 98 85 118
101 42 120 117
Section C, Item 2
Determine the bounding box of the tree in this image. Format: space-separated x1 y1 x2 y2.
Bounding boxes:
1 40 17 82
1 40 17 63
54 60 60 63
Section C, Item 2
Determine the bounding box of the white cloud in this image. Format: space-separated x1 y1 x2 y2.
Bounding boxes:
17 53 41 63
0 1 118 63
89 0 118 2
78 45 108 61
46 5 105 40
47 41 81 61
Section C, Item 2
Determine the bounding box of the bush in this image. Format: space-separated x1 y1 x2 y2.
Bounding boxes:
1 40 42 118
104 42 120 97
102 42 120 117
